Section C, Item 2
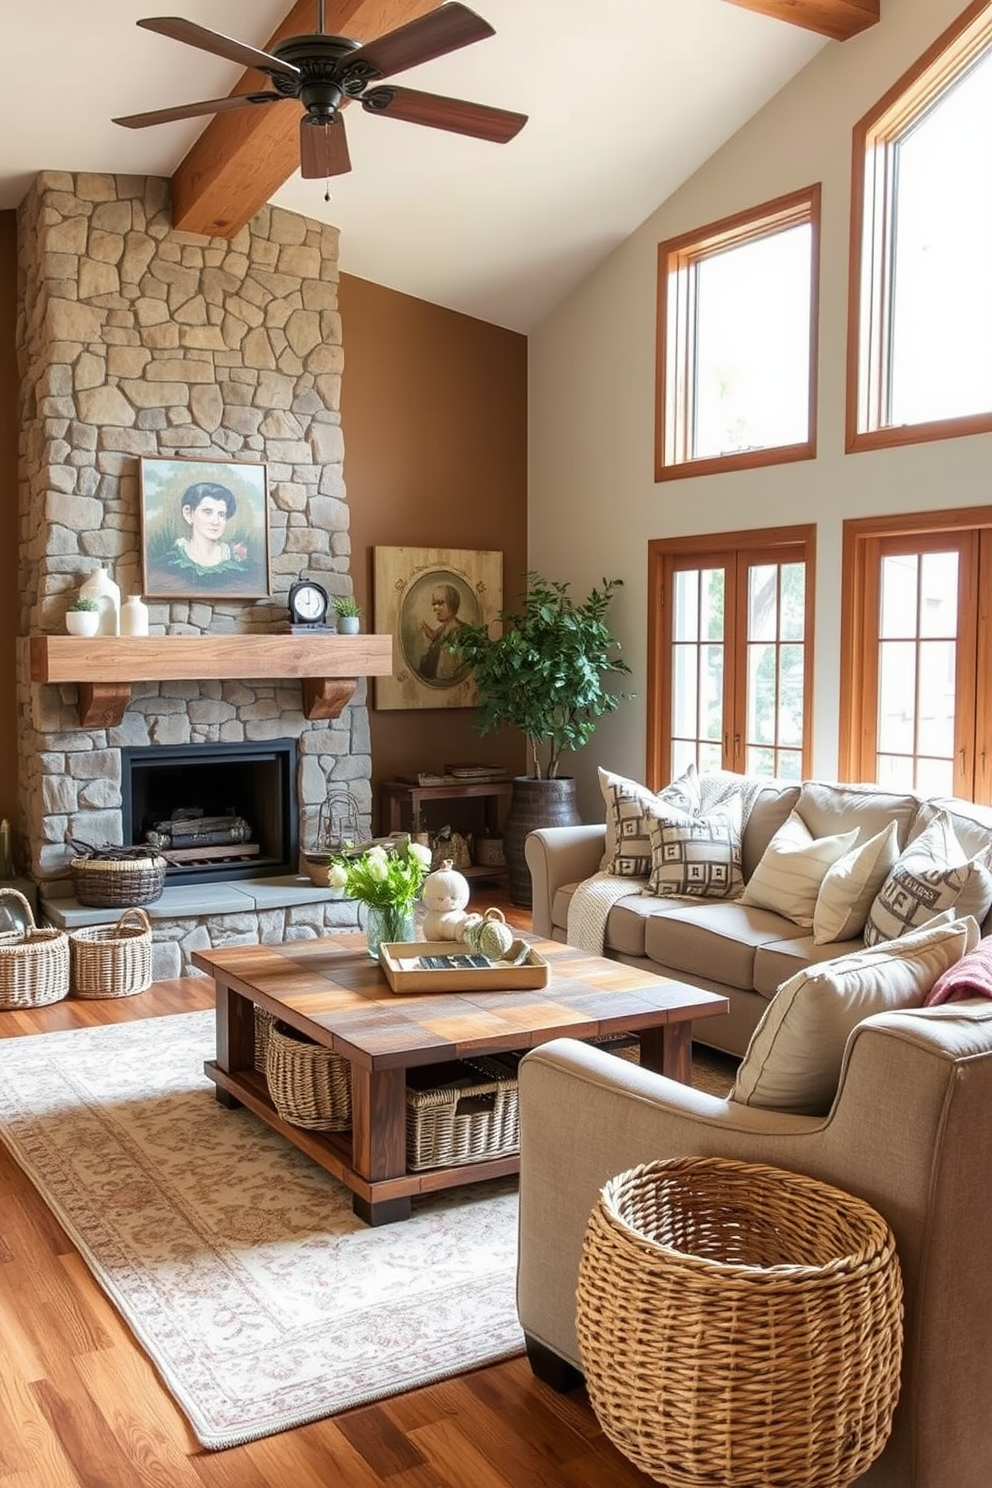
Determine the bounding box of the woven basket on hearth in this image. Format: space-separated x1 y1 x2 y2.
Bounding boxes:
0 888 70 1009
69 908 153 999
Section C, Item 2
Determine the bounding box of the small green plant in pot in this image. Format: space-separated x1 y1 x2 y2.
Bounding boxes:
66 596 101 636
333 596 362 634
450 572 630 903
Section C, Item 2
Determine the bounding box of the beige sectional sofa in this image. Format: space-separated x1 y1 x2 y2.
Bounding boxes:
525 773 992 1056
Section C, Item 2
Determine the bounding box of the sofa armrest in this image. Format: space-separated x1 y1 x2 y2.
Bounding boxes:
525 825 606 937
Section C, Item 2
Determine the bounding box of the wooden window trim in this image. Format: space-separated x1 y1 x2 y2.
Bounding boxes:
838 505 992 785
655 186 821 483
647 523 816 788
846 0 992 454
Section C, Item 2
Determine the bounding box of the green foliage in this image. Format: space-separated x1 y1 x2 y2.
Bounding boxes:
69 597 99 612
333 595 362 618
449 572 631 779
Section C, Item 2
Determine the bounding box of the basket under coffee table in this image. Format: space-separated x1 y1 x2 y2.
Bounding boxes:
194 934 729 1226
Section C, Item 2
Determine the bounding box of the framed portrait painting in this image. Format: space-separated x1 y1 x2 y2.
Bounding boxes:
139 456 271 600
374 546 502 710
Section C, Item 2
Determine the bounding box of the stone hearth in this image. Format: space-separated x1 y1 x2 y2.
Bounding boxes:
16 171 371 976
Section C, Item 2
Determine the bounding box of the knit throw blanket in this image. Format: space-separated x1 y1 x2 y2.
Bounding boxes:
566 772 770 956
925 936 992 1006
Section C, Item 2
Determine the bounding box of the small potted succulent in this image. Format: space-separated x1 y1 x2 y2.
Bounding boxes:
65 596 101 637
333 596 363 635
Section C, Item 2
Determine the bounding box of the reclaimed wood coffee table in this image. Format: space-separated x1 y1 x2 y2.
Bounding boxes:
193 933 728 1226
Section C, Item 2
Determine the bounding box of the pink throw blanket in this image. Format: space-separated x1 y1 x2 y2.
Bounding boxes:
925 936 992 1006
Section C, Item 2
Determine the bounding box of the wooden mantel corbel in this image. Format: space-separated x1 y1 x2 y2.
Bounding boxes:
26 634 394 728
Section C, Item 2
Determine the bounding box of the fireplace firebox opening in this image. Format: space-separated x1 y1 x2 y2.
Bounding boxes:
121 740 299 886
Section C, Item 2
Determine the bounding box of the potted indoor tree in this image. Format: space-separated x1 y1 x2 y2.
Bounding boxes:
450 572 630 904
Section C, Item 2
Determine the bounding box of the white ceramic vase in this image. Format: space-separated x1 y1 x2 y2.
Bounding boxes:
120 595 150 636
79 565 120 636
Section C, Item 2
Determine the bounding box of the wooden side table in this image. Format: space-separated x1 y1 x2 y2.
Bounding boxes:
380 779 513 879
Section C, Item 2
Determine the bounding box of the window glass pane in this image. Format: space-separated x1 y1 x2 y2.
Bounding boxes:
701 569 724 641
747 643 776 745
889 50 992 426
672 645 698 737
692 224 812 458
779 563 805 641
775 749 803 782
917 640 957 756
698 743 723 775
703 645 724 739
919 551 958 638
915 756 955 796
672 739 697 777
876 753 916 790
748 565 778 643
778 644 805 747
747 745 776 776
673 570 699 643
880 553 918 638
877 640 917 753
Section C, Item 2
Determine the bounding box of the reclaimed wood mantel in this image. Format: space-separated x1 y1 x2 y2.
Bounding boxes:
27 633 394 728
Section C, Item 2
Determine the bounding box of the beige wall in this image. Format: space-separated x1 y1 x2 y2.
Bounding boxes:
527 0 992 819
0 211 16 830
339 274 528 828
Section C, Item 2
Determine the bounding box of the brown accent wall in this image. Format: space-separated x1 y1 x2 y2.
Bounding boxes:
339 274 529 830
0 211 17 832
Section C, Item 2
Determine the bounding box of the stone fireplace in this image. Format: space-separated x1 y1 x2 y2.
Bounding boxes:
16 171 373 976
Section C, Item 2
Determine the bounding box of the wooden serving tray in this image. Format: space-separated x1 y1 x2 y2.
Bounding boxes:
378 941 549 994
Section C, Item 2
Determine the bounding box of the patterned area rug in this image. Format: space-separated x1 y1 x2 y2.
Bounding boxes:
0 1011 522 1450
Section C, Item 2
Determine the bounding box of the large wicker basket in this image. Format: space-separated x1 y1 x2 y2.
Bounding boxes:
0 889 70 1010
576 1156 904 1488
69 909 153 999
265 1020 352 1131
406 1057 519 1171
71 852 167 908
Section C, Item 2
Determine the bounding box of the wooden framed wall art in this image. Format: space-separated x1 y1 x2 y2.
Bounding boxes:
139 456 272 600
373 546 502 710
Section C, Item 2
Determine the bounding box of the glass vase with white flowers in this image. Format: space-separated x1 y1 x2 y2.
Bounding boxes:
327 838 433 958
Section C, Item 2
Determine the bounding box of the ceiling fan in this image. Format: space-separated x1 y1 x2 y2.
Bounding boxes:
112 2 527 180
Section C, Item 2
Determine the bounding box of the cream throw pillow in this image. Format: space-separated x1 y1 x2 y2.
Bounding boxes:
739 810 857 928
731 913 980 1115
812 821 901 945
598 765 700 878
645 795 743 899
863 811 992 947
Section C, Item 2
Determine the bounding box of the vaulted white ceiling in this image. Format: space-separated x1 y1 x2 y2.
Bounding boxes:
2 1 827 330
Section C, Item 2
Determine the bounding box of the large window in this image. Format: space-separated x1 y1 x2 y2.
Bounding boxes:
655 187 820 482
839 508 992 802
648 526 815 786
847 0 992 452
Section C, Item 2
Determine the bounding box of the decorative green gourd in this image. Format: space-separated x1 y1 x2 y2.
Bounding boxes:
468 907 514 960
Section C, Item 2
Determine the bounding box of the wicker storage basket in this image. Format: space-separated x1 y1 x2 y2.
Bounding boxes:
576 1156 903 1488
265 1020 352 1131
0 889 70 1010
406 1057 519 1171
71 852 167 908
69 909 153 999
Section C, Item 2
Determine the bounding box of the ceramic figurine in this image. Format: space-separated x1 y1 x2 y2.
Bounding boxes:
421 858 471 940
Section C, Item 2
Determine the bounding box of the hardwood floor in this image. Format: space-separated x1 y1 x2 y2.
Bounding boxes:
0 889 654 1488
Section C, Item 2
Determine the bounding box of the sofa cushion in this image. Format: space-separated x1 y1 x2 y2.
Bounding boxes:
752 931 865 999
643 901 801 992
812 821 901 945
796 780 921 848
739 810 857 927
550 884 691 959
645 797 743 899
598 765 700 878
863 812 992 947
740 783 802 879
731 913 980 1115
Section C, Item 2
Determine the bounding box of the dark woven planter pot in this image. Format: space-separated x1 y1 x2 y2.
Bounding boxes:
503 776 582 907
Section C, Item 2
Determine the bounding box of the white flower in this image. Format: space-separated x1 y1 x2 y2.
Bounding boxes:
327 863 349 889
364 845 389 878
409 841 432 869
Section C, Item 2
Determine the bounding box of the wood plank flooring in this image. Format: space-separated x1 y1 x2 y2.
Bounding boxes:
0 892 654 1487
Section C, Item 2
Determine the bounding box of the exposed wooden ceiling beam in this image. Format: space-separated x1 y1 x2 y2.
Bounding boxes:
721 0 879 42
171 0 441 238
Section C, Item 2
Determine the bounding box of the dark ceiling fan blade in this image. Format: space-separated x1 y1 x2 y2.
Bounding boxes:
113 92 283 129
137 16 299 79
362 85 526 144
344 3 493 81
299 116 352 179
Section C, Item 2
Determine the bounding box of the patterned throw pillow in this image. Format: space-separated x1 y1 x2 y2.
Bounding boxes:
739 809 858 928
598 765 701 878
863 812 992 947
645 795 743 899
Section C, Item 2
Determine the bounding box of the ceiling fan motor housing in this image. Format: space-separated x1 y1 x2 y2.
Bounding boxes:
270 34 379 121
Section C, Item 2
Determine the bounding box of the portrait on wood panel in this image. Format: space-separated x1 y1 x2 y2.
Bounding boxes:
374 546 503 710
139 456 271 600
